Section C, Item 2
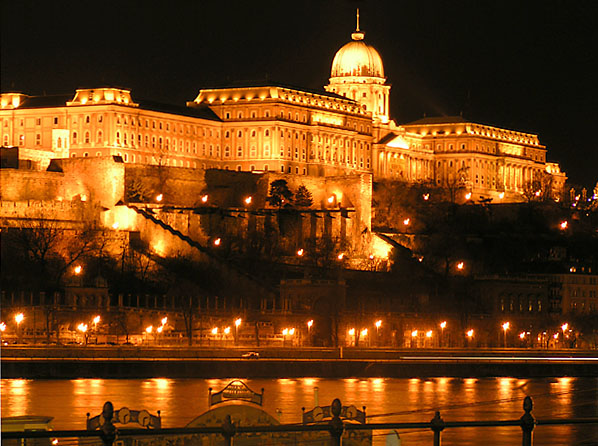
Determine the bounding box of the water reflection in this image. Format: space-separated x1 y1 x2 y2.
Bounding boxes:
1 377 596 446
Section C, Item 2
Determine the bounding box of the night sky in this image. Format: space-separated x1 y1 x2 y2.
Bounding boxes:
2 0 596 187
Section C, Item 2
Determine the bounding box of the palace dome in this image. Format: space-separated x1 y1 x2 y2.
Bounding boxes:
331 30 384 78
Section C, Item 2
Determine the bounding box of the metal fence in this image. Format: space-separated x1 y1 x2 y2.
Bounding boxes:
3 396 598 446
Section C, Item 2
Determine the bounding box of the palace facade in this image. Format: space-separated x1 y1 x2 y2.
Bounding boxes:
0 17 566 203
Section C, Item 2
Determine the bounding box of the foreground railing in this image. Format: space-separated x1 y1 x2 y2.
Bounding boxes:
3 396 598 446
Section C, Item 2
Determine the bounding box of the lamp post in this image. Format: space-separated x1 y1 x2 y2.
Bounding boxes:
145 325 153 346
466 329 474 348
561 323 569 348
307 320 313 346
77 323 88 346
502 322 510 348
92 315 100 344
440 321 447 347
15 313 24 344
375 320 382 346
234 318 242 345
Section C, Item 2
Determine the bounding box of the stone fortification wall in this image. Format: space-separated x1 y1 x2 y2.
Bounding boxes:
0 200 97 225
0 169 68 201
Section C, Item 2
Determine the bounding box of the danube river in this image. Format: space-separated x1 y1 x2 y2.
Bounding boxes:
2 377 597 446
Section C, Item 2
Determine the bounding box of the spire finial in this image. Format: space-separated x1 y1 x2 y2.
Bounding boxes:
351 8 365 40
356 8 360 32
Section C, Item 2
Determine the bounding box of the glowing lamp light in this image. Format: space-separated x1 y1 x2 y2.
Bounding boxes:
224 327 231 335
534 190 541 197
360 328 368 337
465 192 472 200
422 193 430 201
519 332 526 340
457 262 464 270
403 218 410 226
466 329 474 338
235 318 242 327
499 192 505 199
146 325 153 334
201 194 209 203
440 321 447 329
244 196 252 205
156 194 163 202
77 323 88 333
211 327 218 335
161 317 168 326
348 328 355 336
15 313 24 325
93 316 101 325
502 322 510 331
426 330 433 338
74 265 82 275
561 323 569 332
297 248 304 256
52 440 59 445
411 330 418 338
327 195 335 204
307 320 314 328
375 320 382 329
289 328 295 335
112 222 120 230
157 326 163 334
282 328 289 336
80 194 87 202
337 253 344 260
369 254 374 260
560 221 568 230
553 333 559 339
0 322 6 332
214 238 221 246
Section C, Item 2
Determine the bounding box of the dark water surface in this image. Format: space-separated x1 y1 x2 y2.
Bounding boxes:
2 377 597 445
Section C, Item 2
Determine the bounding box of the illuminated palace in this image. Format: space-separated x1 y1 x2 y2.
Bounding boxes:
1 16 566 202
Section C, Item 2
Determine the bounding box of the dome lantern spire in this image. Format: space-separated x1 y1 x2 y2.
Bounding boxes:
351 8 365 41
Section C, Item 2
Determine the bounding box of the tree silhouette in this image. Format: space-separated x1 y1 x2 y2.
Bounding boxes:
294 184 313 208
266 179 294 209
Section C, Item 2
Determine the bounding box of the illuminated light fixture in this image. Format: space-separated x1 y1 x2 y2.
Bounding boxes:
561 323 569 332
201 194 209 203
15 313 24 325
52 440 59 445
403 218 410 226
157 326 163 334
161 317 168 326
337 253 344 260
348 328 355 336
282 328 289 336
74 265 83 275
214 238 221 246
156 194 163 202
457 262 464 271
112 222 120 230
0 322 6 332
502 322 510 331
411 330 418 338
77 323 88 333
535 190 541 197
519 332 526 339
297 248 304 256
418 256 424 262
369 254 374 260
360 328 368 337
244 196 252 205
235 318 242 327
289 328 295 335
146 325 153 334
499 192 505 199
560 221 568 230
375 320 382 329
93 316 101 325
465 192 472 200
327 195 336 204
307 320 314 328
211 327 218 335
426 330 433 338
466 329 474 338
224 326 231 335
422 194 430 201
440 321 447 329
80 194 87 202
553 333 559 339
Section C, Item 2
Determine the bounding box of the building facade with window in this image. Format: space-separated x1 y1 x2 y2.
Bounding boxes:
0 19 566 202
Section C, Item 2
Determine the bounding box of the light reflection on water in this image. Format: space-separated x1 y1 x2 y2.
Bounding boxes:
1 377 597 446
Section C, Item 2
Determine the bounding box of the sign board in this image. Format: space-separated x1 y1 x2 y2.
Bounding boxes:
209 380 264 406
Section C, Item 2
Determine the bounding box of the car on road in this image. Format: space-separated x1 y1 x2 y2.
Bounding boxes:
241 351 260 359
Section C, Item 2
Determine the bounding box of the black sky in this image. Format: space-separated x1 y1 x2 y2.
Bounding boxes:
2 0 596 186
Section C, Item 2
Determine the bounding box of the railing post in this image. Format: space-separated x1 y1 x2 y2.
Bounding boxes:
430 411 445 446
329 398 344 446
222 414 236 446
520 396 535 446
99 402 117 446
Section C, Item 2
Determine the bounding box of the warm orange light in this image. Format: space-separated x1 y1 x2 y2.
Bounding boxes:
519 332 526 339
282 328 289 336
440 321 447 329
411 330 418 337
201 194 209 203
369 254 374 260
499 192 505 199
465 192 472 200
457 262 464 270
93 315 101 325
77 323 88 333
560 221 568 230
375 320 382 329
360 328 368 337
307 320 313 328
15 313 24 325
244 196 252 205
146 325 153 334
161 317 168 326
157 326 163 334
553 333 559 339
426 330 433 338
502 322 510 331
112 222 120 230
80 194 87 202
211 327 218 335
327 195 335 204
289 328 295 335
297 248 304 256
156 194 163 202
403 218 410 226
422 193 430 201
74 265 83 275
224 326 231 335
214 238 221 246
0 322 6 332
466 329 474 338
561 323 569 332
337 253 344 260
235 318 242 327
534 190 541 197
348 328 355 336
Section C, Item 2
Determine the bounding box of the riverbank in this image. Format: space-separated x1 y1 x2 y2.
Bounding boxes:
2 347 597 378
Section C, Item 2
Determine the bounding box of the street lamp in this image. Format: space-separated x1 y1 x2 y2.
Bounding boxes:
213 238 221 246
440 321 447 347
15 313 24 343
77 323 88 345
145 325 153 345
161 317 168 327
234 318 242 345
502 322 510 347
73 265 82 275
244 196 252 205
297 248 304 256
